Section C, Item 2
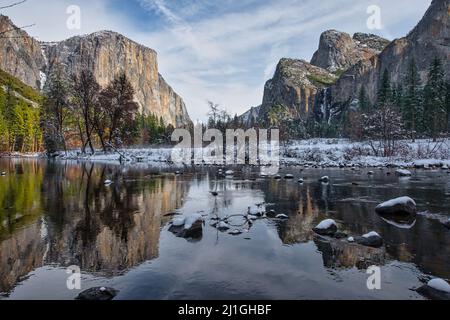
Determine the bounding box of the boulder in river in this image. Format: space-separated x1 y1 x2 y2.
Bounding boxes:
76 287 119 301
443 219 450 229
313 219 338 236
375 196 417 216
355 231 383 248
417 279 450 300
284 174 294 179
169 214 204 240
319 176 330 183
395 169 412 177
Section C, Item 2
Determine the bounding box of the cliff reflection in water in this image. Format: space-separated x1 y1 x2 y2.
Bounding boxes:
0 160 189 293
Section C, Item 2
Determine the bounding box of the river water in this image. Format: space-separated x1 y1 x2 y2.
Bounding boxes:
0 159 449 299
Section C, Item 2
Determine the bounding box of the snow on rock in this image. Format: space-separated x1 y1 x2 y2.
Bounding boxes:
395 169 412 177
375 196 417 216
104 180 113 186
355 231 383 248
319 176 330 183
184 214 204 230
347 237 355 242
428 279 450 293
417 278 450 300
276 214 289 219
248 204 266 216
313 219 338 235
217 221 230 231
284 174 294 179
172 217 186 227
225 170 234 176
362 231 380 238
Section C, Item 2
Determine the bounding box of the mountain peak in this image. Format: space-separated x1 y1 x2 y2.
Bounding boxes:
311 29 389 72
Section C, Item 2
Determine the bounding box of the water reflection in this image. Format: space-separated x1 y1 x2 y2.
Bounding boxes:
0 160 449 299
0 159 189 293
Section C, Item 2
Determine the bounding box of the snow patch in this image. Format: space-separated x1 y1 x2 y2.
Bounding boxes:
315 219 337 230
362 231 380 238
377 196 416 209
427 279 450 293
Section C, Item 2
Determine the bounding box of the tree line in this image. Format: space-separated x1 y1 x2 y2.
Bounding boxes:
346 57 450 143
42 67 174 154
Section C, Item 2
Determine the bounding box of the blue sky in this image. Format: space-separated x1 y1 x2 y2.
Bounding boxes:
4 0 432 121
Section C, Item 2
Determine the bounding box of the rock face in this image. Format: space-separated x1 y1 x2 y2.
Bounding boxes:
0 15 46 90
310 30 389 73
259 58 337 123
325 0 450 123
0 16 191 127
242 0 449 128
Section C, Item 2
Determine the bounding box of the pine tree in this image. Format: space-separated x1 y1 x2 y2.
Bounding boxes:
42 66 69 153
403 58 422 141
445 81 450 134
358 86 370 113
377 69 392 108
423 58 446 141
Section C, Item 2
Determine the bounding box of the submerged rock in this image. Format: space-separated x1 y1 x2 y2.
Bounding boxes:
313 219 338 236
355 231 383 248
417 279 450 300
229 229 243 236
76 287 119 301
375 196 417 216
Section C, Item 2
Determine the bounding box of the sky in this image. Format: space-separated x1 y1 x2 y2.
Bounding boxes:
2 0 432 121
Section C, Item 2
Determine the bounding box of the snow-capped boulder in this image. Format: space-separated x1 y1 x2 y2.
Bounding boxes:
375 196 417 216
217 221 230 231
172 217 186 227
313 219 338 235
276 214 289 219
274 175 282 180
104 179 113 186
417 278 450 300
355 231 383 248
395 169 412 177
225 170 234 176
284 174 294 179
368 171 374 175
443 219 450 229
248 204 266 216
347 237 355 242
319 176 330 183
169 214 204 240
298 178 304 184
76 287 119 301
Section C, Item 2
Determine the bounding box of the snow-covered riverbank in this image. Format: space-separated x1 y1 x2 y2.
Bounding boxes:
46 138 450 168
